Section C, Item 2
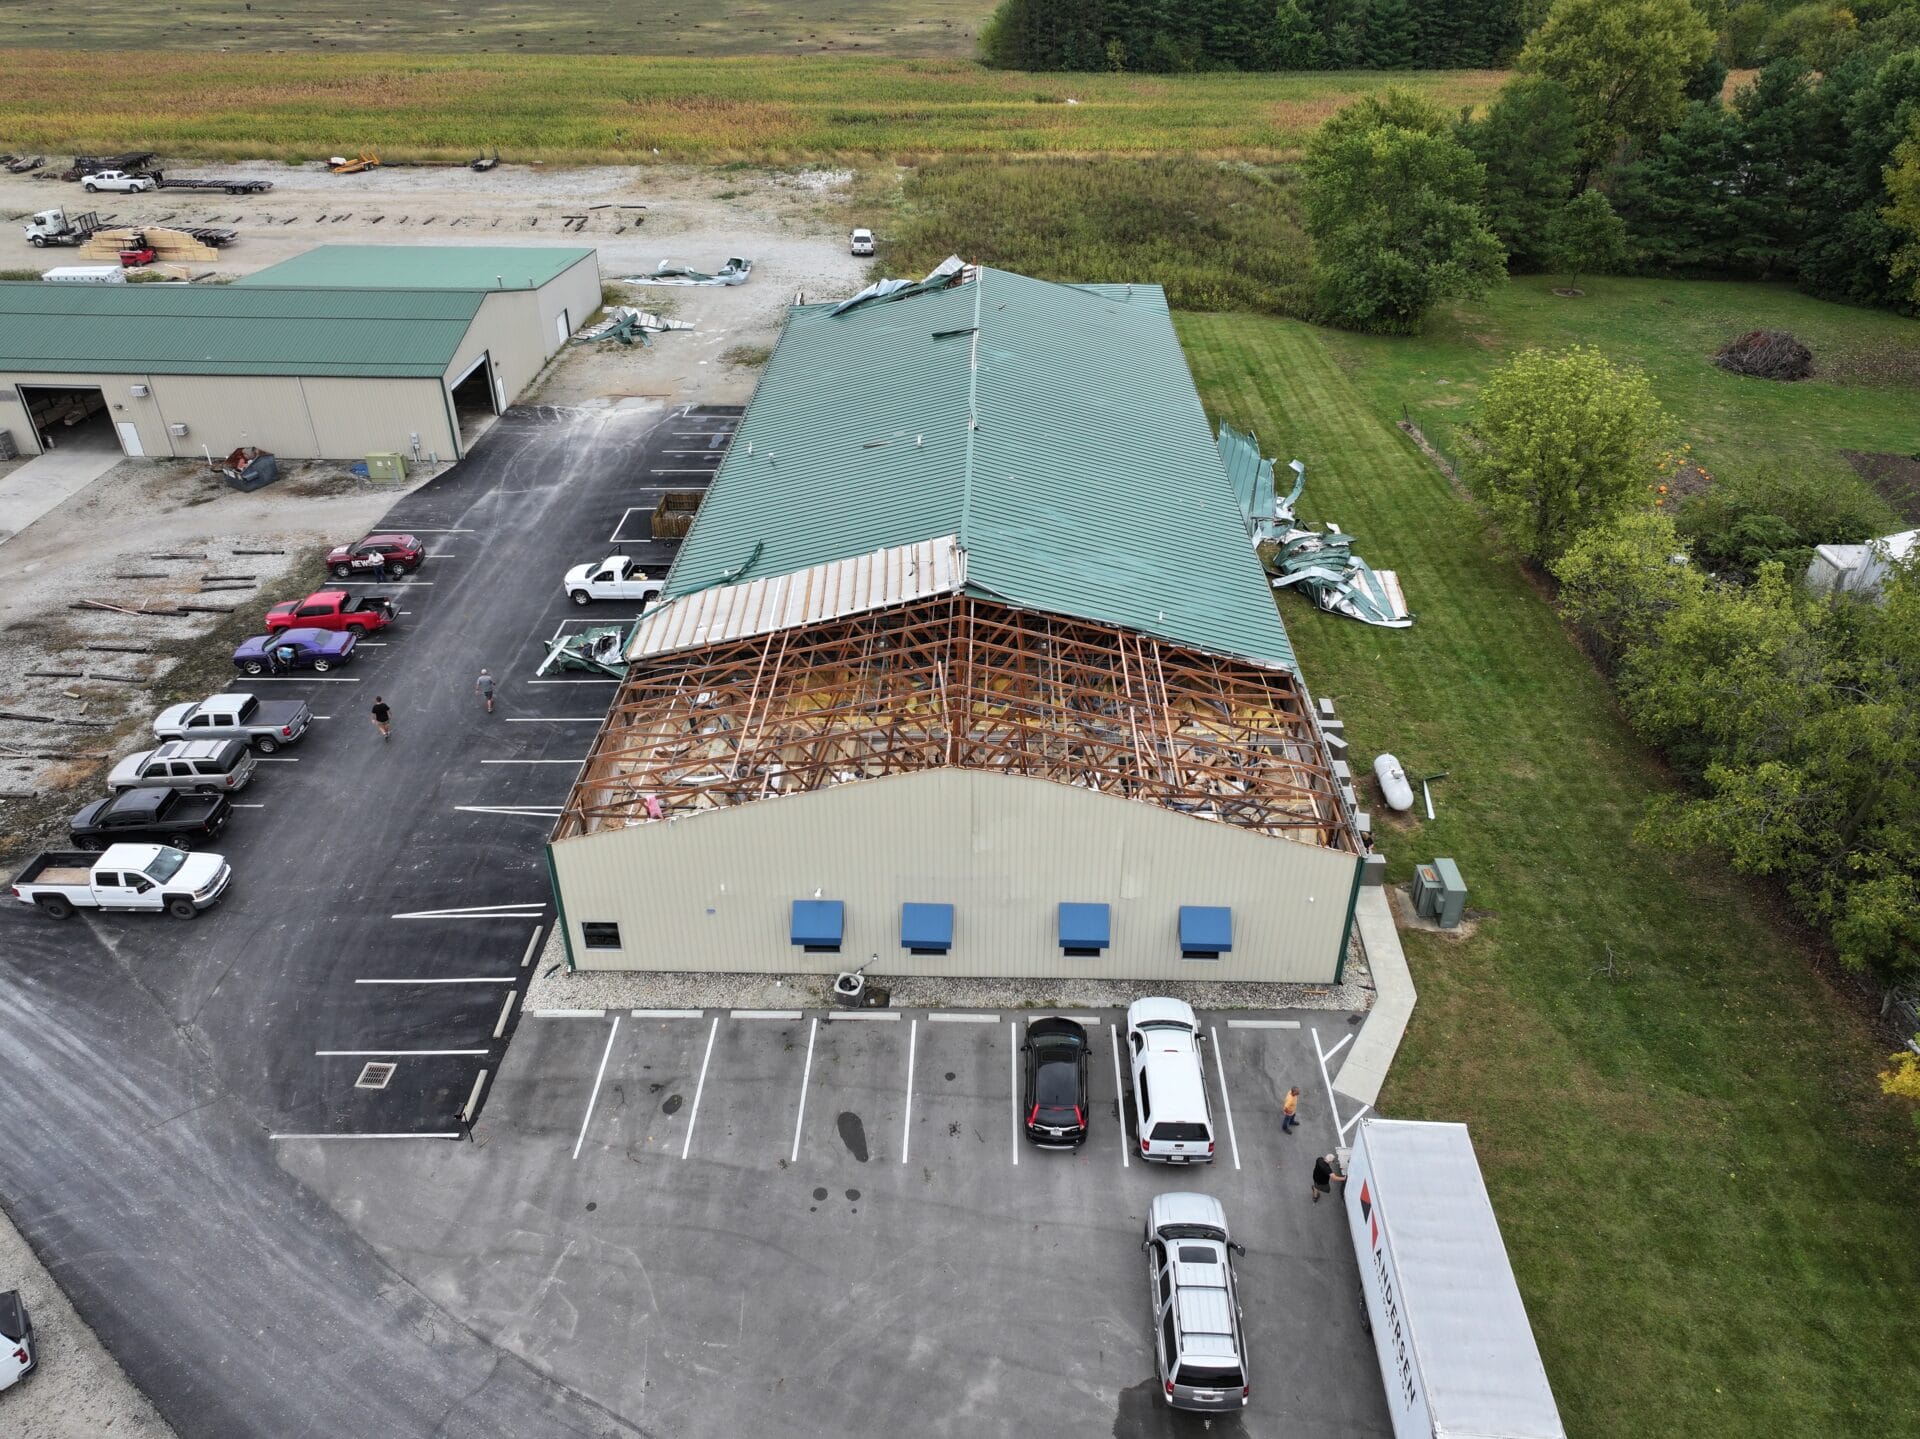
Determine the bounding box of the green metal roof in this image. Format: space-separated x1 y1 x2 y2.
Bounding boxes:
666 266 1294 670
0 282 483 377
236 245 594 292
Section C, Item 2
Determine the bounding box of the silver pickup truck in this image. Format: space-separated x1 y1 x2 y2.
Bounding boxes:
10 843 232 920
153 691 312 753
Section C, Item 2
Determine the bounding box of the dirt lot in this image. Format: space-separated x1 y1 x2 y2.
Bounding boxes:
0 162 876 853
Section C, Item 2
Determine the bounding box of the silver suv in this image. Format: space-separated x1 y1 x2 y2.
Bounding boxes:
107 737 257 795
1143 1192 1249 1411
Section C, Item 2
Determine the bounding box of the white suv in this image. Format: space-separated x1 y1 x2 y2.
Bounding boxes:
849 227 874 256
1126 998 1216 1163
1144 1193 1249 1411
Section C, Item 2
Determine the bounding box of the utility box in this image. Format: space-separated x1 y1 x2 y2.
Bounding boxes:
366 452 407 483
1411 858 1467 927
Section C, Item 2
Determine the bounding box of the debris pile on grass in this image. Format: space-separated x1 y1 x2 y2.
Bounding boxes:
1713 329 1814 381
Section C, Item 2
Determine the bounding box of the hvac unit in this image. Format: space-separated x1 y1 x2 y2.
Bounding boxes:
128 383 150 398
168 422 189 438
1411 858 1468 928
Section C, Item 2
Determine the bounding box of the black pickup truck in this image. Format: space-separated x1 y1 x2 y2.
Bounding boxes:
69 787 232 852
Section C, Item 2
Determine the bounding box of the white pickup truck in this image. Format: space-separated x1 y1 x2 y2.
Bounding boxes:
82 169 156 194
11 843 232 920
153 691 312 753
564 555 666 606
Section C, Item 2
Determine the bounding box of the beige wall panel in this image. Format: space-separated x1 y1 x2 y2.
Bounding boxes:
536 256 603 352
0 370 167 456
551 770 1359 982
146 374 319 457
298 377 453 462
448 292 540 417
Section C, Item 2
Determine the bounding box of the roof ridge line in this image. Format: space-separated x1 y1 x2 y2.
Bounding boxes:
959 267 983 552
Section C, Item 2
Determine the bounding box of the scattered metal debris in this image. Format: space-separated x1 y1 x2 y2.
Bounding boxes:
576 306 695 347
536 625 628 677
1216 422 1412 629
622 257 752 287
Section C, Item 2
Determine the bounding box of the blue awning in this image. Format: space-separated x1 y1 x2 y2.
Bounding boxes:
1058 902 1110 952
901 902 953 953
790 899 844 948
1179 905 1233 955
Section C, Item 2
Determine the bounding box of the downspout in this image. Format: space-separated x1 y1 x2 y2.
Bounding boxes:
1332 855 1364 986
544 843 577 972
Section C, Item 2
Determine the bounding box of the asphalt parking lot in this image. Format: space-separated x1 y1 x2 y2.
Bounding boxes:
278 1005 1392 1439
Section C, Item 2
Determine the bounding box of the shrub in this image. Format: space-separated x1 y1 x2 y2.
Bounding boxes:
1676 465 1898 578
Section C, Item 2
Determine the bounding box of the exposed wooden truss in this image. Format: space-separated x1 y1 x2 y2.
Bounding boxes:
555 595 1352 851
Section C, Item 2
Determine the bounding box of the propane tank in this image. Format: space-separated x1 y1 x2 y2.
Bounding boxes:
1373 753 1415 812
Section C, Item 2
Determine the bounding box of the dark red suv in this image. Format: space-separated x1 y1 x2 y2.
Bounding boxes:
326 533 423 579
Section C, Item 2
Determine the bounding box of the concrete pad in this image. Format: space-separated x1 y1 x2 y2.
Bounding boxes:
0 446 125 546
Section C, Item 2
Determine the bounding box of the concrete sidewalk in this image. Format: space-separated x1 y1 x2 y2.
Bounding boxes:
1335 886 1416 1109
0 447 125 546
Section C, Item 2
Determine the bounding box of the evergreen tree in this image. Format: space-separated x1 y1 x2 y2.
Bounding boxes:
1365 0 1422 67
1796 47 1920 308
1615 101 1748 273
1466 75 1582 269
1268 0 1328 67
1726 59 1821 277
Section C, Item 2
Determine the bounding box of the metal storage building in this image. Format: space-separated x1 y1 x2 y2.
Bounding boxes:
549 265 1362 984
0 245 596 462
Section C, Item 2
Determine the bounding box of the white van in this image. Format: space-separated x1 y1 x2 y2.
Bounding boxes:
1126 997 1216 1163
42 265 126 284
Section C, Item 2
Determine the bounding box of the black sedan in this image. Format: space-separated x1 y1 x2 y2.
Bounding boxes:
70 787 232 851
1022 1016 1090 1147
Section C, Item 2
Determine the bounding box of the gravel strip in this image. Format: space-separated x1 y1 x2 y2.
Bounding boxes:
525 927 1375 1015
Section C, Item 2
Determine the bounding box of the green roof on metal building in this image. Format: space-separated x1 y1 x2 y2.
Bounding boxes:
665 266 1294 670
235 245 594 292
0 281 483 377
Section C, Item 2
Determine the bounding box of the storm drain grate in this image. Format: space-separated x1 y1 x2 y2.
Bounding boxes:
355 1061 397 1090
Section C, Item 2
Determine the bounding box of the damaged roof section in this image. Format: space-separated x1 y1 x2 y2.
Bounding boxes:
555 593 1350 850
664 265 1297 673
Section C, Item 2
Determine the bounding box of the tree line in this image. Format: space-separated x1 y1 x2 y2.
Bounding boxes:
979 0 1529 73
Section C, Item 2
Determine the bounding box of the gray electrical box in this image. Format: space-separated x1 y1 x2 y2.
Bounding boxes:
1413 857 1467 927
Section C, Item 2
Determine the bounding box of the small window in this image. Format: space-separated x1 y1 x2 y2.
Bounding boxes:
1182 949 1222 962
1160 1310 1178 1366
1136 1073 1152 1121
581 921 622 950
188 714 209 728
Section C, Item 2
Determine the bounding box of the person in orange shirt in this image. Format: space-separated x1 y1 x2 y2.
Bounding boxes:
1282 1085 1300 1134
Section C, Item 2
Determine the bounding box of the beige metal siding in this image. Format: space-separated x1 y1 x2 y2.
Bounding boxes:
536 254 603 353
145 374 320 456
552 769 1358 981
298 377 454 462
449 291 540 414
0 370 168 456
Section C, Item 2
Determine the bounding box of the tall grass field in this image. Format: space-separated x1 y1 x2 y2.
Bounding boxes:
0 52 1507 163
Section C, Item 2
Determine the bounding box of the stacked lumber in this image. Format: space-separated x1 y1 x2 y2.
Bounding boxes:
77 226 219 263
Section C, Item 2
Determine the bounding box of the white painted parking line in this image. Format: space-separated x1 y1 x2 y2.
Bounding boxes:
663 449 725 456
255 756 300 762
480 758 585 765
631 1008 703 1018
271 1132 464 1141
504 717 604 723
354 977 515 985
1208 1026 1242 1171
527 678 621 686
405 528 475 533
532 1008 606 1018
1227 1019 1301 1029
310 714 333 719
232 803 266 809
333 580 433 586
243 676 361 682
1312 1028 1372 1144
901 1018 918 1165
825 1010 900 1021
391 905 545 920
573 1016 620 1160
356 642 390 648
1009 1022 1020 1168
790 1016 818 1165
316 1048 489 1057
928 1012 999 1023
455 805 563 818
650 468 720 475
681 1016 720 1160
1109 1024 1129 1169
1062 1015 1102 1024
731 1009 802 1020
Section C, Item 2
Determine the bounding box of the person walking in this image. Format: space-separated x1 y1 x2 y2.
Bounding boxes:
370 695 392 740
1281 1086 1301 1134
474 668 496 715
1311 1152 1346 1204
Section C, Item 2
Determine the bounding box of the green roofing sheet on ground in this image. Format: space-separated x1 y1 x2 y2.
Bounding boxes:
235 245 594 292
666 266 1293 670
0 282 484 377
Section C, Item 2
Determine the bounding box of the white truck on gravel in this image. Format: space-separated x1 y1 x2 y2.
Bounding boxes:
153 691 313 753
81 169 155 194
10 843 233 920
1345 1119 1565 1439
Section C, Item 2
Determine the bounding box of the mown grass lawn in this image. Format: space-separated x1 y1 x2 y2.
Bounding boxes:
1177 311 1920 1439
1321 275 1920 491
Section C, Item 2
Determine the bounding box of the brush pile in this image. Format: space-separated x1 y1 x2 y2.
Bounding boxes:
1713 329 1814 381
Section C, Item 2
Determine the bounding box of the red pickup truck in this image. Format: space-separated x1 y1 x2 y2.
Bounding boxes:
263 590 395 635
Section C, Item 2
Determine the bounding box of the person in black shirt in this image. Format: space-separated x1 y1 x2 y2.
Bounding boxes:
1311 1152 1346 1203
370 696 392 740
